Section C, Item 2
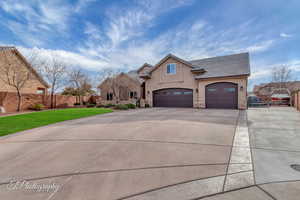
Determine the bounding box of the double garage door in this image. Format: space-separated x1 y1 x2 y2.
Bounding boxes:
153 88 193 108
153 83 238 109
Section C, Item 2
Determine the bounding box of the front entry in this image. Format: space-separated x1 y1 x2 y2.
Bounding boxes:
205 82 238 109
153 88 193 108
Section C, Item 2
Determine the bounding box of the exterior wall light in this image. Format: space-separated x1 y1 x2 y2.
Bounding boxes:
240 86 244 91
195 88 199 93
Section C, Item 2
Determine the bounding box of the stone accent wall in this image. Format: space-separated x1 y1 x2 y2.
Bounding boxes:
0 92 93 112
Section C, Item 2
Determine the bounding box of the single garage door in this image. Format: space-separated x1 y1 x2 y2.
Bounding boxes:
205 82 238 109
153 88 193 108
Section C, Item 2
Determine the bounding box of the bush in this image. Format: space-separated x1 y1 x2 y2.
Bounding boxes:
126 103 136 109
114 104 129 110
145 104 150 108
104 103 115 108
96 104 104 108
74 103 81 106
30 103 45 111
86 103 96 108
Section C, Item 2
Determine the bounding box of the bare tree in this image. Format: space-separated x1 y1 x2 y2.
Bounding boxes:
26 52 67 108
43 57 66 108
0 50 31 111
68 69 92 104
272 65 292 92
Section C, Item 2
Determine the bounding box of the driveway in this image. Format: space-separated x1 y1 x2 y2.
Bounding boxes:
248 107 300 200
0 108 240 200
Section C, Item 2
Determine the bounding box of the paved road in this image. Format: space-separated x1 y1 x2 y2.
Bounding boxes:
0 108 239 200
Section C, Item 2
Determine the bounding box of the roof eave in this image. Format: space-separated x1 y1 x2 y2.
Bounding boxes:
11 48 50 88
195 73 250 80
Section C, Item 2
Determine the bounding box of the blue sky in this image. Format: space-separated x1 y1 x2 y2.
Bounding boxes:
0 0 299 90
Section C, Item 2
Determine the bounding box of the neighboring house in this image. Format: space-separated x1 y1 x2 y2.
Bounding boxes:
253 81 300 98
0 46 49 94
98 72 143 105
140 53 250 109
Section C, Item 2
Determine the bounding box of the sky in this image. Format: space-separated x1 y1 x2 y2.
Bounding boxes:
0 0 299 90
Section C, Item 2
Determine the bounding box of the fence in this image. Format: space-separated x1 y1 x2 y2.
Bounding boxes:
0 92 99 112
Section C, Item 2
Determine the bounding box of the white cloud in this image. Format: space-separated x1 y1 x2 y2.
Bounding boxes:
245 40 274 52
249 60 300 80
0 1 280 74
280 33 293 38
74 0 96 12
0 0 89 45
76 18 276 72
18 46 109 70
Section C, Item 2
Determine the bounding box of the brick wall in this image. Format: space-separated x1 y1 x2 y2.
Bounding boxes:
0 92 100 112
293 91 300 111
0 49 48 94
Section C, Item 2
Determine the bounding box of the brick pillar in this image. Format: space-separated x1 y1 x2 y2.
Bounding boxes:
298 92 300 111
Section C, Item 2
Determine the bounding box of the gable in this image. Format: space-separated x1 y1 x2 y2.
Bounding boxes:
149 56 196 85
98 73 141 90
137 63 153 74
117 73 141 86
149 54 193 75
0 48 49 88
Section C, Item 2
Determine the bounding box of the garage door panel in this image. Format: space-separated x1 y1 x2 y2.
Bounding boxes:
206 83 238 109
153 88 193 108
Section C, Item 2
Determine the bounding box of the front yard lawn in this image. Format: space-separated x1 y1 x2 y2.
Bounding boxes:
0 108 113 137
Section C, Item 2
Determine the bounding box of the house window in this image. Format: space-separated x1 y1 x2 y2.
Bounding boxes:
167 63 176 74
129 91 138 99
183 91 192 95
173 91 182 95
208 88 217 92
36 88 45 94
224 88 236 92
106 93 113 100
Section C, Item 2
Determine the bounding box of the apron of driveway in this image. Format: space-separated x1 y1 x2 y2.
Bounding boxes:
0 108 239 200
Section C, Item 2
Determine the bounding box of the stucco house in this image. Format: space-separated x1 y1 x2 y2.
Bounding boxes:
0 46 49 94
140 53 250 109
98 71 143 105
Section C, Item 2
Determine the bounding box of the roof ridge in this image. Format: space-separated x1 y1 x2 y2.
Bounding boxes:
189 52 249 62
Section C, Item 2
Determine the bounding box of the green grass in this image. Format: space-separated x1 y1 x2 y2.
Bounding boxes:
0 108 113 137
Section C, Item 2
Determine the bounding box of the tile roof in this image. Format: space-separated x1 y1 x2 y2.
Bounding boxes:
0 46 15 51
189 52 250 79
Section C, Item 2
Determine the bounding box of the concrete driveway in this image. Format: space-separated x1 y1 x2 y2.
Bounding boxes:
248 107 300 200
0 108 241 200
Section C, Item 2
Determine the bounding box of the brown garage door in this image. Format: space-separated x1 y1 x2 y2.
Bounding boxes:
153 88 193 108
205 82 238 109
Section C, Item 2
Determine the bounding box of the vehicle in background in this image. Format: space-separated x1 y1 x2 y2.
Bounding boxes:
247 95 269 107
271 93 290 106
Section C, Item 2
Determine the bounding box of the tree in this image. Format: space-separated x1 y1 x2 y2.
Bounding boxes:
68 69 93 104
44 57 66 108
272 65 292 92
0 50 31 111
27 52 67 108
